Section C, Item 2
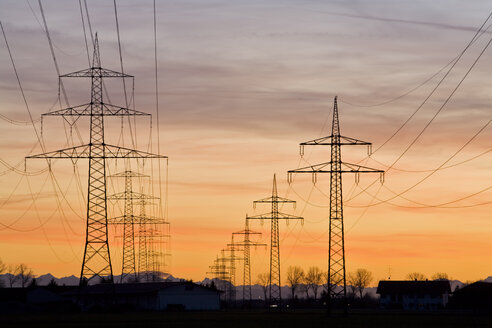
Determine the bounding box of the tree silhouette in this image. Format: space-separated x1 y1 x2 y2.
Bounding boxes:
431 272 450 281
256 273 269 303
348 268 373 299
48 278 58 289
407 272 427 281
16 264 34 288
0 258 5 287
6 265 18 288
305 266 323 300
286 266 304 300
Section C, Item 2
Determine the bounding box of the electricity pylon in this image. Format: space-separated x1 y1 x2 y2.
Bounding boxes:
208 251 231 300
247 174 304 308
225 235 248 304
132 198 169 282
231 219 266 306
107 171 151 283
26 34 167 285
288 96 384 314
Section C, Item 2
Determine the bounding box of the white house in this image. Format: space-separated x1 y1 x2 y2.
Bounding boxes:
377 280 451 310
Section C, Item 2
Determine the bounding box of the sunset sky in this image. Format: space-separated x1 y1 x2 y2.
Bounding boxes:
0 0 491 285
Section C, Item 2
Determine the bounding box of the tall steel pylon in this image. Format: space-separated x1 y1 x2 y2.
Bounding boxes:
26 34 167 285
247 174 303 308
231 219 266 306
132 198 169 282
288 96 384 314
108 170 150 283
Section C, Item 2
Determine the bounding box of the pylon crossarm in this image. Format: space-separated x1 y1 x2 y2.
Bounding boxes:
104 145 168 159
341 162 385 173
138 216 170 225
231 241 266 247
232 229 261 236
299 135 371 146
42 103 149 117
108 215 169 225
108 191 158 200
61 67 133 78
102 103 150 116
42 103 91 116
247 212 303 221
26 144 91 159
109 170 149 178
26 144 167 160
288 161 331 174
339 135 372 146
253 196 296 204
300 135 333 146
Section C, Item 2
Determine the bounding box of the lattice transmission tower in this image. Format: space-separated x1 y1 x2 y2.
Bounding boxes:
230 219 265 306
288 96 384 314
132 197 169 282
26 35 167 285
208 250 231 300
107 170 152 283
247 174 303 308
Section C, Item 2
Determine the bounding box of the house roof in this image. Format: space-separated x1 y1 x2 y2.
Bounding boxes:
453 281 492 296
377 280 451 296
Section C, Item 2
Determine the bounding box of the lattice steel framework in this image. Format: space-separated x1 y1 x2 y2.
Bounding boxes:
223 244 240 303
26 35 167 285
131 198 169 282
247 174 303 308
231 219 265 306
108 171 150 283
208 251 231 300
288 96 384 314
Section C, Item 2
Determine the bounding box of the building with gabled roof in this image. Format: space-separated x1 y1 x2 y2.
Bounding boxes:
377 280 451 310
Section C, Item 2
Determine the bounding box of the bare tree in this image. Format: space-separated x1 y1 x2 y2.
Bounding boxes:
256 273 269 303
0 259 5 287
305 266 323 300
348 268 373 299
431 272 450 281
322 271 329 293
286 266 304 300
407 272 426 281
6 264 18 288
16 264 34 288
300 281 309 299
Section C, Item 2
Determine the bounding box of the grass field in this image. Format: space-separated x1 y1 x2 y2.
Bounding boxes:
1 310 492 328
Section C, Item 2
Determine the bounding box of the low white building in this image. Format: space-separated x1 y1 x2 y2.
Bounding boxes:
72 282 221 311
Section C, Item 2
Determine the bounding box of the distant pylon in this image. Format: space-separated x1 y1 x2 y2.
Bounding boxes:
26 34 167 285
288 96 384 314
208 251 231 300
131 197 169 282
247 174 303 308
108 170 149 283
231 219 266 306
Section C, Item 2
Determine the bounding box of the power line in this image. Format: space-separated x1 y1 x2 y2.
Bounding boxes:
372 13 492 155
339 20 492 108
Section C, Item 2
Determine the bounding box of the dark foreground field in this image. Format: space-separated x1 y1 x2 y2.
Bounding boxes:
1 310 491 328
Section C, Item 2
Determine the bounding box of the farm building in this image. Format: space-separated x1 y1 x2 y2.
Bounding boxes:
71 281 221 311
377 280 451 310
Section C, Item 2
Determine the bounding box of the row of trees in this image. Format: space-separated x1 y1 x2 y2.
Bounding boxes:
256 266 374 301
407 272 450 281
256 267 453 302
0 258 35 288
